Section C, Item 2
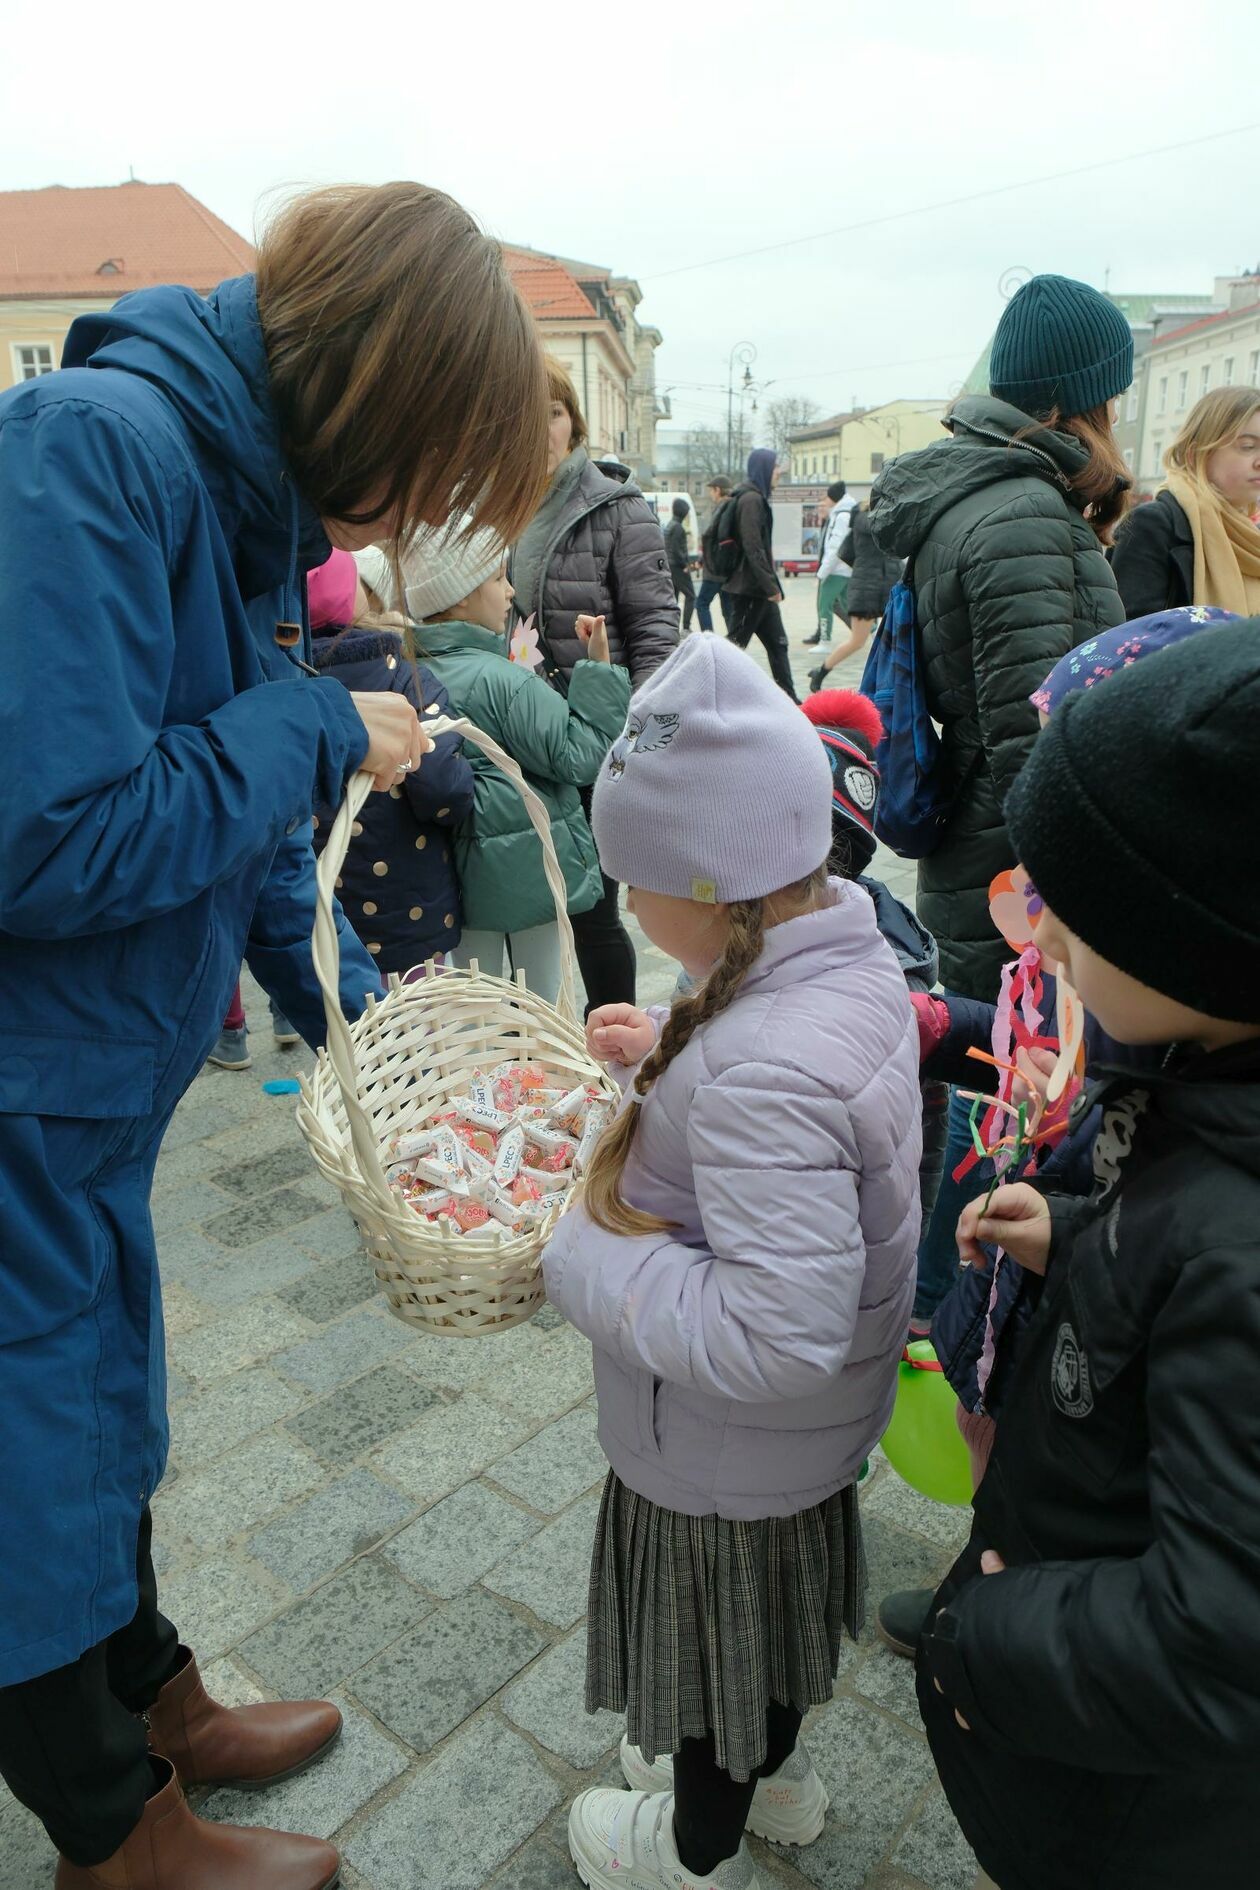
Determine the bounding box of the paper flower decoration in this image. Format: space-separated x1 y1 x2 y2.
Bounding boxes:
509 612 543 670
988 865 1045 954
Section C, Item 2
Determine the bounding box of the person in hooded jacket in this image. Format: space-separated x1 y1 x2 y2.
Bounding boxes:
0 182 549 1890
919 621 1260 1890
308 550 475 975
723 446 799 701
664 495 697 633
868 273 1130 1331
511 358 679 1010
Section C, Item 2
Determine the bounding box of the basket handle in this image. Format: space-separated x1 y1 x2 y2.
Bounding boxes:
309 715 582 1204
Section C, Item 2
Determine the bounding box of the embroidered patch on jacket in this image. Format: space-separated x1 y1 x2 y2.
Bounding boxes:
1051 1321 1094 1419
606 711 680 779
844 764 878 811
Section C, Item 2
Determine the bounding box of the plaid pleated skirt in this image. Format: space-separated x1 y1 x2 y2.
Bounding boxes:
585 1472 866 1782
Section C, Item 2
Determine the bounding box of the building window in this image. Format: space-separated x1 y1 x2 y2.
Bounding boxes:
1126 384 1140 422
1250 349 1260 386
1199 365 1211 397
1151 438 1164 476
1177 371 1189 409
1123 447 1134 468
1156 377 1167 415
12 343 55 380
870 451 885 474
1224 357 1235 386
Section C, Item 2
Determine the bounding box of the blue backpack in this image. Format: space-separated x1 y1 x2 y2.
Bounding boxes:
859 570 956 858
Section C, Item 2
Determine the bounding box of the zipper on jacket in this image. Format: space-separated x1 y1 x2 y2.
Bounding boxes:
952 423 1072 490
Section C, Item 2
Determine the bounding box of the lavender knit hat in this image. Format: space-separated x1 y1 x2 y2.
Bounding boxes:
592 636 834 903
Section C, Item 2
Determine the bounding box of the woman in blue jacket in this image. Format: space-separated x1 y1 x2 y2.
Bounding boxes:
0 182 547 1890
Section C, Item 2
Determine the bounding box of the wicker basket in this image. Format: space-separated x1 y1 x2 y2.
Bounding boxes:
297 717 619 1335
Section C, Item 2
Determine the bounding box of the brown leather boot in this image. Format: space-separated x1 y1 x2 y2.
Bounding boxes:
145 1647 342 1789
54 1759 340 1889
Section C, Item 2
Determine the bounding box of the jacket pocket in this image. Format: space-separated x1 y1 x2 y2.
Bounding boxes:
635 1372 665 1460
0 1029 156 1120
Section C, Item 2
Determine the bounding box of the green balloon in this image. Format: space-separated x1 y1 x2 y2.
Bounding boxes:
880 1341 974 1507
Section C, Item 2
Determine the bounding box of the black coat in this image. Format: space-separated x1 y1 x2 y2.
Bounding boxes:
311 630 474 974
870 396 1123 999
724 484 779 598
663 516 690 574
920 1041 1260 1890
1110 490 1194 617
839 506 902 617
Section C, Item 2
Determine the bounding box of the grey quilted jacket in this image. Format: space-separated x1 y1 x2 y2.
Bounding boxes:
514 455 680 690
869 396 1123 1000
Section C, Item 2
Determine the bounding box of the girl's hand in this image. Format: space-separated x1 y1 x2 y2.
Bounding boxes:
576 614 611 663
1011 1045 1057 1111
957 1184 1051 1275
587 1003 656 1066
350 692 433 791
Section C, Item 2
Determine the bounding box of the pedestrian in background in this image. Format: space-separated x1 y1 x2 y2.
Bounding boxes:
803 479 855 649
1112 386 1260 615
866 271 1128 1331
695 475 733 632
664 494 697 632
807 499 902 688
511 358 678 1009
724 447 799 700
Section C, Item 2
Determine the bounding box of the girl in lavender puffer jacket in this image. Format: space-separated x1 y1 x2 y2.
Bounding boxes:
543 636 921 1890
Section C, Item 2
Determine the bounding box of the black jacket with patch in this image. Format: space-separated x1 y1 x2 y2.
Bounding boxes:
918 1041 1260 1890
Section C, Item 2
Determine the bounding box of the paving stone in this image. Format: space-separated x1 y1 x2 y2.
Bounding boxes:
489 1403 607 1513
150 1179 237 1238
503 1627 623 1767
857 1512 956 1640
371 1391 533 1504
0 1786 48 1890
382 1478 541 1597
204 1696 408 1840
482 1487 602 1628
165 1367 194 1403
891 1787 977 1890
239 1554 433 1698
247 1469 415 1592
787 1698 935 1890
351 1587 547 1753
209 1143 318 1198
203 1113 304 1161
199 1656 268 1708
152 1138 226 1192
153 1432 325 1550
530 1299 569 1332
483 1323 595 1420
168 1366 307 1468
851 1644 923 1732
344 1711 563 1890
187 1235 321 1307
486 1834 579 1890
203 1184 331 1247
291 1206 367 1259
158 1226 239 1284
169 1295 314 1383
157 1552 287 1662
401 1319 546 1394
285 1363 441 1467
278 1257 381 1325
161 1280 209 1335
273 1306 415 1394
159 1101 242 1151
860 1469 973 1555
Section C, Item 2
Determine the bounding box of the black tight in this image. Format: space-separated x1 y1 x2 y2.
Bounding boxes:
672 1699 803 1875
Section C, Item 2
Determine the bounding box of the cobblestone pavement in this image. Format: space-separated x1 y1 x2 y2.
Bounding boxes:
0 582 975 1890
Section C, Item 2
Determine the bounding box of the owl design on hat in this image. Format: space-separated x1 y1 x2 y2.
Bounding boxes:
606 711 680 780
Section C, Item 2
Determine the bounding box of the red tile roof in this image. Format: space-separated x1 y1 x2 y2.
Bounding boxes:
0 181 255 299
1152 301 1260 349
502 247 595 321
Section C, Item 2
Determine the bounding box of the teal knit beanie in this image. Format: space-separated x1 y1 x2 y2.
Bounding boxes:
990 274 1133 420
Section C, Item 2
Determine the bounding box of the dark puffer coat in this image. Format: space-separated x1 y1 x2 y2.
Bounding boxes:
869 396 1123 999
517 455 679 689
920 1041 1260 1890
311 629 474 973
723 483 780 598
839 505 902 617
1110 489 1194 617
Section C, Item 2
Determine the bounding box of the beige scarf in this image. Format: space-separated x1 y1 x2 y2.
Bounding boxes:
1164 468 1260 614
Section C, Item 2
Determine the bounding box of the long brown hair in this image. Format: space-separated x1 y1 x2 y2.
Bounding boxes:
582 869 830 1237
1166 388 1260 502
256 183 549 548
1038 401 1131 543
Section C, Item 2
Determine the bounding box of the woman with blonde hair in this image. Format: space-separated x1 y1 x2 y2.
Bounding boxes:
1113 387 1260 615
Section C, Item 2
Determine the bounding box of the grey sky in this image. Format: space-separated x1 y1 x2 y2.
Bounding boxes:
4 0 1258 437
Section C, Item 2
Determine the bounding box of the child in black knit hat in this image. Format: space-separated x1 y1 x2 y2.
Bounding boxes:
917 619 1260 1890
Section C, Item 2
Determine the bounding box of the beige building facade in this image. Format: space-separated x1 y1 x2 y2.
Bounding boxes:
1131 287 1260 490
787 398 948 496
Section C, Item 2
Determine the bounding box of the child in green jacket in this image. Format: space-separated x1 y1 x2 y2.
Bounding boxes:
399 522 631 1004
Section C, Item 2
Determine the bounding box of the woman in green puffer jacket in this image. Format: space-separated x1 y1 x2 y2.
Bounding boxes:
400 521 631 1005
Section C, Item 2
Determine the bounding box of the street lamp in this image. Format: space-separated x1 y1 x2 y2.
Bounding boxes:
726 342 757 478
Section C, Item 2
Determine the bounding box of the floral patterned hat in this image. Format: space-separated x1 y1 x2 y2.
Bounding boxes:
1030 606 1238 717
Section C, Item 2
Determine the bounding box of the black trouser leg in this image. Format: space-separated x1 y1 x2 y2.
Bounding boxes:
572 791 637 1011
726 595 799 700
0 1508 180 1865
672 1700 804 1876
676 570 697 633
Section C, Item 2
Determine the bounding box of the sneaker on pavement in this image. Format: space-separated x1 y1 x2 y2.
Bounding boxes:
802 630 823 648
569 1789 761 1890
206 1027 251 1071
619 1737 828 1846
876 1587 935 1660
270 1010 301 1048
807 665 827 695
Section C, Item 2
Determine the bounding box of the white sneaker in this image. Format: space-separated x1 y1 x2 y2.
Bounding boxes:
619 1736 829 1846
568 1788 761 1890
